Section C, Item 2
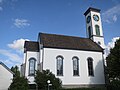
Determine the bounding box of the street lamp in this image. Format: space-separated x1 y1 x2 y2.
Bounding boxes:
47 80 50 90
47 80 50 84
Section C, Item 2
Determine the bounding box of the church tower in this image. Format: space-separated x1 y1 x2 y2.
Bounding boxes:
84 7 105 48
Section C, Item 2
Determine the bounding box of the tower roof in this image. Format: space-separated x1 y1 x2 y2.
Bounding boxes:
84 7 101 16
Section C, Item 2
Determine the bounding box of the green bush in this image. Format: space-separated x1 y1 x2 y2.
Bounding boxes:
35 69 62 90
107 79 120 90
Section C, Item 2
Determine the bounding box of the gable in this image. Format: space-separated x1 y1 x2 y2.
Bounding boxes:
39 33 103 52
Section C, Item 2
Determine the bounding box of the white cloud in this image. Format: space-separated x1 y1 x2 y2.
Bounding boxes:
0 38 29 68
0 0 18 12
14 19 30 28
105 37 120 57
8 38 29 53
102 4 120 23
113 15 117 22
0 49 22 63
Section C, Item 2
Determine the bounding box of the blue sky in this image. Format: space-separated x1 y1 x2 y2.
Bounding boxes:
0 0 120 68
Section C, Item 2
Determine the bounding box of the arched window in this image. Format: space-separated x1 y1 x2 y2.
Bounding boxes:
88 26 92 38
72 56 79 76
29 58 36 76
95 25 100 36
56 56 63 76
87 57 94 76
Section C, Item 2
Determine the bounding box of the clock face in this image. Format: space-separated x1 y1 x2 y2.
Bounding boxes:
87 16 91 23
93 14 99 21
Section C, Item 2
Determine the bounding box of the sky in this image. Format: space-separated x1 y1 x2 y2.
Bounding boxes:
0 0 120 68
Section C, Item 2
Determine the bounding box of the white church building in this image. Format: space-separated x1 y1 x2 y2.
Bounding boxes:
21 7 106 88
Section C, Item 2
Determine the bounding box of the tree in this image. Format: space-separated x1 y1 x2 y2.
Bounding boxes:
11 65 20 77
106 38 120 89
35 69 62 90
9 76 29 90
9 66 29 90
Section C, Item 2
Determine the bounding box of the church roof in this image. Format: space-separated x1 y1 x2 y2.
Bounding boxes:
40 33 103 52
24 41 39 52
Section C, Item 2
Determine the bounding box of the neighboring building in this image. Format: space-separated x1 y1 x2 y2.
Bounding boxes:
0 61 14 90
21 7 106 88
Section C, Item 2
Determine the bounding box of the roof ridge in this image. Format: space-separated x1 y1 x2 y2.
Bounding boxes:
25 41 38 43
40 32 86 39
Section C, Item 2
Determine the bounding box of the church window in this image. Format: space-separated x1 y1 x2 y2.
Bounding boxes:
88 26 92 38
56 56 63 76
29 58 36 76
95 25 100 36
72 56 79 76
87 57 94 76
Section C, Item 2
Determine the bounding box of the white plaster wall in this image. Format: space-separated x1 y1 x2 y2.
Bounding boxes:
93 36 105 48
40 48 43 63
24 51 39 84
0 65 13 90
23 53 26 63
43 48 105 86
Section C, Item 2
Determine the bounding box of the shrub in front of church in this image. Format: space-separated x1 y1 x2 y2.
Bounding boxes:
35 69 62 90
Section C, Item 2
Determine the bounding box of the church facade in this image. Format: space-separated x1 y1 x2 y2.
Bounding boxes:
21 7 105 88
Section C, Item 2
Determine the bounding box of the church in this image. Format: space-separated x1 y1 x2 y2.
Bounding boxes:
21 7 105 88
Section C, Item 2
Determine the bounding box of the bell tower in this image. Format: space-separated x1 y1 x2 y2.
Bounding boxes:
84 7 105 48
